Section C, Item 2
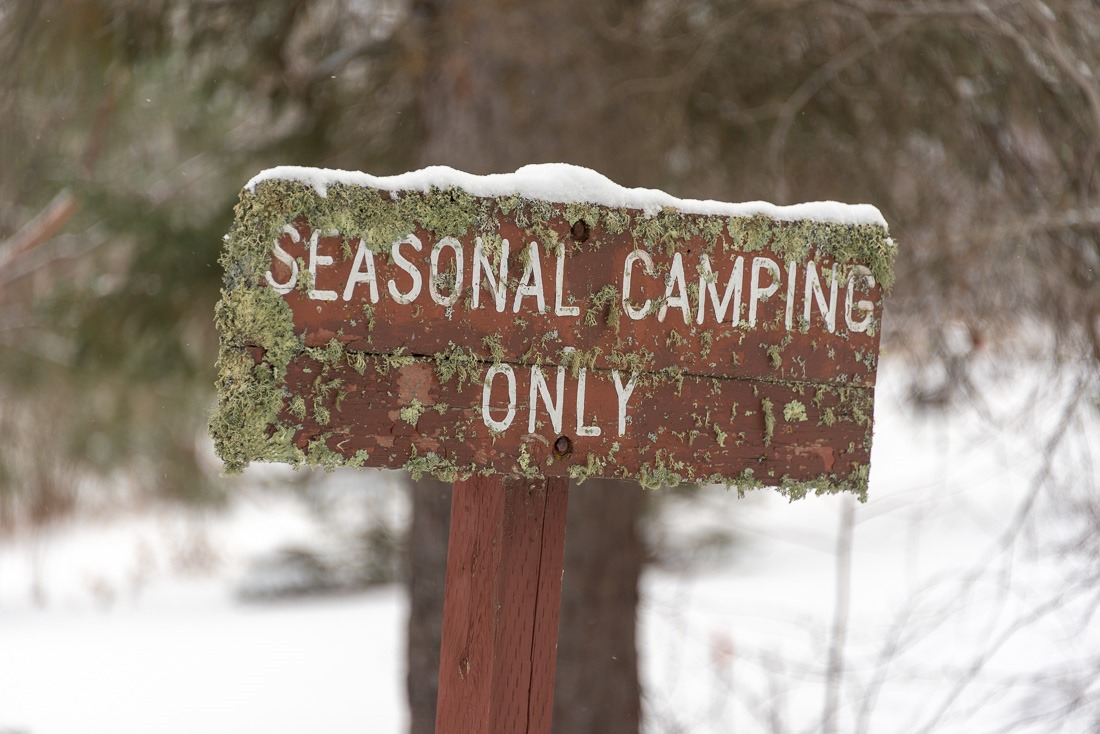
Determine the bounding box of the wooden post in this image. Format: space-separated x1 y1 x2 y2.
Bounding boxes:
434 474 570 734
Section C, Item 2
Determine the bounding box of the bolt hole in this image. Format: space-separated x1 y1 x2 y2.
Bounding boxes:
570 220 590 242
553 435 573 458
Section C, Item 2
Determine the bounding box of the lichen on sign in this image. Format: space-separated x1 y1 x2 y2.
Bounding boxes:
211 163 895 500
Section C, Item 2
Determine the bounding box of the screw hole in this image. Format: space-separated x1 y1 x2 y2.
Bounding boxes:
553 435 573 458
570 220 589 242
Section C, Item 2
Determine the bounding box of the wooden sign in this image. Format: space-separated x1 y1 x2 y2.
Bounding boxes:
211 165 894 734
211 165 893 498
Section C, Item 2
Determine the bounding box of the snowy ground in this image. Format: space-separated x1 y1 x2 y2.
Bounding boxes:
1 356 1097 734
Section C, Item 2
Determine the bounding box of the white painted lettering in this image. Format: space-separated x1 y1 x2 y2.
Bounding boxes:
696 254 743 325
387 234 423 305
748 256 781 327
575 368 601 437
622 249 654 320
658 252 690 324
482 364 517 432
513 242 546 314
803 261 838 332
845 265 876 333
472 236 509 312
342 239 380 303
554 247 580 317
429 237 464 308
529 364 565 434
307 230 338 301
611 370 638 436
266 224 299 294
784 261 797 330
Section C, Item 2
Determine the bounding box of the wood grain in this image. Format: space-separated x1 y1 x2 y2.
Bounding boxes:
250 345 872 486
434 475 568 734
273 216 884 388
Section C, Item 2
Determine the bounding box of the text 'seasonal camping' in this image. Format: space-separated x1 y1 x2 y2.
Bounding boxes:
211 164 894 498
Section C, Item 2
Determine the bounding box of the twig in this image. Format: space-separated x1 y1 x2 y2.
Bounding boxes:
0 189 78 271
822 495 856 734
766 17 913 199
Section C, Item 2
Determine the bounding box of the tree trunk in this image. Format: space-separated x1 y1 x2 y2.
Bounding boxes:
405 478 452 734
401 2 652 732
552 479 645 734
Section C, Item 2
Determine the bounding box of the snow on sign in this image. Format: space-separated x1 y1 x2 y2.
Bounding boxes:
211 164 895 498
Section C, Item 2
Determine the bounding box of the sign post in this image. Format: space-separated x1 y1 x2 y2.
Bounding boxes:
212 164 894 733
435 475 568 733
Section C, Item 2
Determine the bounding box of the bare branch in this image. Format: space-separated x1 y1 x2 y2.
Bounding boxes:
766 16 914 199
0 189 78 271
822 495 856 734
309 38 394 82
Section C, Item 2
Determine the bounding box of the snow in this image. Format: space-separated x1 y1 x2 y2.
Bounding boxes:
246 163 889 228
0 591 406 734
1 356 1095 733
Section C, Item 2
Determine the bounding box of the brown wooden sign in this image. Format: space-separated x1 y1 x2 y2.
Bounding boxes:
211 165 894 734
212 166 894 498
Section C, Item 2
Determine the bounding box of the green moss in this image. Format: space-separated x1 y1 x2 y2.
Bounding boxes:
434 343 481 389
766 344 783 370
727 214 895 292
304 435 343 471
560 347 602 378
662 366 685 395
306 338 347 367
762 397 776 447
403 449 469 483
727 467 765 498
637 450 685 490
400 399 425 425
585 284 621 331
832 385 874 427
361 303 376 332
213 285 300 377
568 452 606 483
348 350 368 375
295 259 314 293
347 449 371 468
602 208 630 234
713 424 728 447
775 468 869 503
210 347 303 473
517 443 540 479
700 331 714 360
608 348 655 374
783 400 808 422
569 442 622 483
376 347 416 374
483 333 505 364
665 331 688 349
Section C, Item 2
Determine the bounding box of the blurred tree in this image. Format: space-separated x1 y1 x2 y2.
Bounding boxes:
645 0 1100 394
0 0 413 521
400 2 654 731
2 0 1098 732
2 0 655 730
